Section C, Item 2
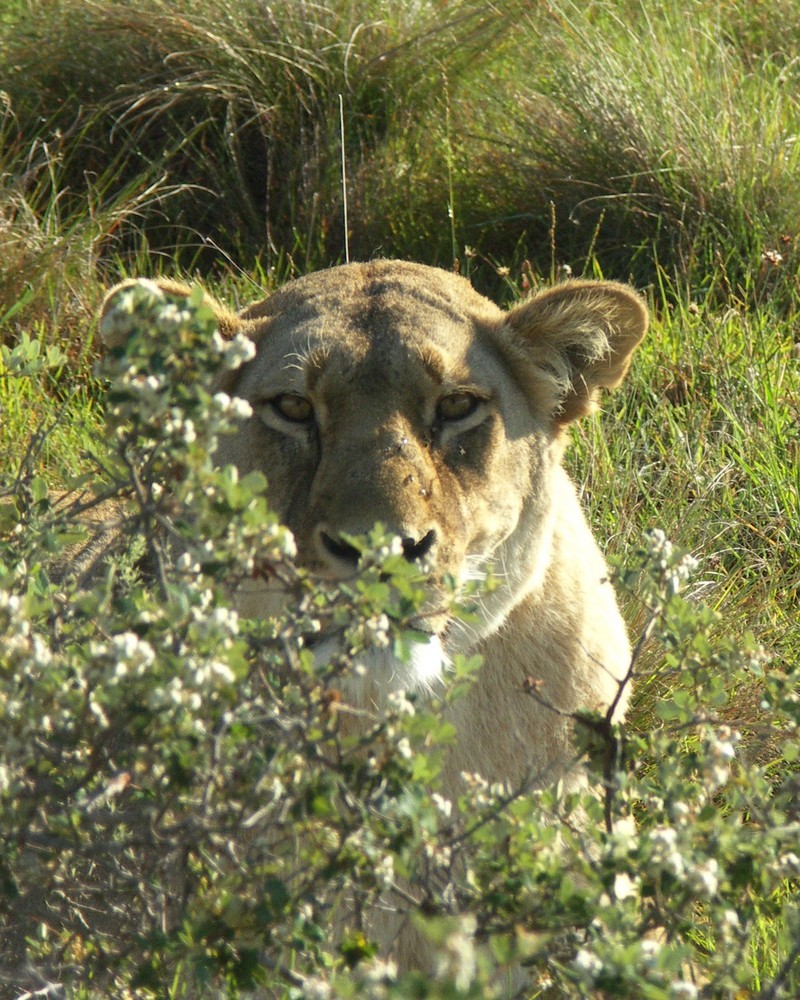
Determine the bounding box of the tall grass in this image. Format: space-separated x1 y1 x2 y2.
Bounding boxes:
2 0 797 297
0 0 506 273
0 93 180 342
565 287 800 718
401 0 800 297
526 1 800 295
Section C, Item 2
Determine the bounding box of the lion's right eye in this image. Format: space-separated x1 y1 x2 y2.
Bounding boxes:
270 393 314 423
436 391 482 423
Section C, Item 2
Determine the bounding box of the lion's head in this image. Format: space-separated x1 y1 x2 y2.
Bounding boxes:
101 261 647 701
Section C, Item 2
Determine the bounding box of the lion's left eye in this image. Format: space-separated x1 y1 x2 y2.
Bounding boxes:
436 392 481 423
271 393 314 423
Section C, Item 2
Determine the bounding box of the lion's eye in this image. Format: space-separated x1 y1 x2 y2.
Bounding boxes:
271 393 314 423
436 392 481 423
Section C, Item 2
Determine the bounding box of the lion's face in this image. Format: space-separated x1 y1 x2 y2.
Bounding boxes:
101 261 647 698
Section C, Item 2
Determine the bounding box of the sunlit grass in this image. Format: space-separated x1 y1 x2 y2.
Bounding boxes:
2 0 798 293
0 339 103 483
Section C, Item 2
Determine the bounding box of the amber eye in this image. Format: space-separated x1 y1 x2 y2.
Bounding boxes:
271 393 314 423
436 391 481 422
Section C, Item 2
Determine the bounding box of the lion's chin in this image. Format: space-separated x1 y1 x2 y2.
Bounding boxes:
312 633 448 709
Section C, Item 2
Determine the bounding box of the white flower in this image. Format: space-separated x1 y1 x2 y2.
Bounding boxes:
0 592 21 616
704 725 739 788
761 249 784 266
688 858 719 897
366 612 390 649
209 659 236 685
193 658 236 687
425 840 452 866
670 982 698 999
299 976 331 1000
387 689 415 716
176 552 200 574
722 908 740 930
613 871 638 901
431 792 453 819
111 632 155 675
671 800 691 821
572 948 603 982
88 695 110 729
269 524 297 559
640 938 661 965
167 677 184 703
374 854 395 889
710 725 739 760
461 770 491 805
155 302 191 333
777 852 800 876
436 915 477 991
210 606 240 634
30 635 53 669
360 957 398 984
650 826 686 878
650 826 677 849
229 395 253 419
223 333 257 369
212 391 253 420
164 413 196 443
645 529 698 593
608 814 637 851
647 527 670 558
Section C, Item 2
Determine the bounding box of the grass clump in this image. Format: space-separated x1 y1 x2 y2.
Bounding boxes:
0 0 504 272
233 1 800 297
3 0 798 298
423 0 800 297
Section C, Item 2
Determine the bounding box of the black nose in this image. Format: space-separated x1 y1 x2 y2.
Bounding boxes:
320 529 437 567
401 530 436 562
320 531 361 567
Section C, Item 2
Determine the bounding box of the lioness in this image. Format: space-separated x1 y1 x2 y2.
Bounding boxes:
100 261 647 802
100 260 647 973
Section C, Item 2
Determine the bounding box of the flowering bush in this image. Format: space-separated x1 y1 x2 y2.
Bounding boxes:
0 284 798 998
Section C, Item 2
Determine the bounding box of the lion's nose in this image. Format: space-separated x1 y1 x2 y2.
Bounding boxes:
318 528 437 570
319 531 361 567
400 529 436 562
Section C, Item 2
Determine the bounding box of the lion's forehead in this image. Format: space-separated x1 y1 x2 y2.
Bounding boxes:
250 287 499 394
258 259 501 322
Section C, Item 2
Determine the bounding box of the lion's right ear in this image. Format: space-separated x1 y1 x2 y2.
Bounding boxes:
98 278 242 347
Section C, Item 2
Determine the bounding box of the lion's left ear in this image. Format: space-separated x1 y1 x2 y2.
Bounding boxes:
503 280 648 424
98 278 242 348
